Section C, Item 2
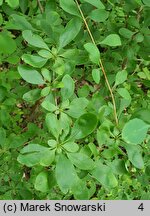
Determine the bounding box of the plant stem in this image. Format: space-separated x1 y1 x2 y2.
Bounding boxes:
37 0 44 13
75 0 118 125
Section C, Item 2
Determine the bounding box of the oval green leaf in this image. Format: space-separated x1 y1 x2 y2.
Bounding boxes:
66 97 89 118
59 17 82 50
34 171 49 192
22 30 49 50
67 152 95 170
72 113 98 139
63 142 79 152
100 34 122 47
55 154 78 194
22 54 47 68
61 74 75 101
17 152 41 167
59 0 81 17
84 43 100 64
89 9 109 22
6 0 19 8
0 127 6 148
131 109 150 124
41 100 57 112
40 149 55 166
18 65 45 85
0 32 16 54
122 118 149 144
115 70 127 86
23 89 41 102
92 68 101 84
117 88 131 100
124 144 144 169
82 0 105 9
46 113 62 139
71 179 89 200
91 163 118 189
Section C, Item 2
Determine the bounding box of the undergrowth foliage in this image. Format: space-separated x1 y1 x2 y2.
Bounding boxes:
0 0 150 200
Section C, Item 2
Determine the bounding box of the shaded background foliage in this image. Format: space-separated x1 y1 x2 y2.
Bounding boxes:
0 0 150 199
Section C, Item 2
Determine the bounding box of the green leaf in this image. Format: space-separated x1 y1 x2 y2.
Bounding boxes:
0 86 6 102
88 142 99 157
38 50 52 59
77 85 90 97
124 144 144 169
0 13 3 25
71 113 98 139
18 65 45 85
6 0 19 8
17 152 41 167
46 113 62 139
22 54 47 68
22 30 49 50
119 28 135 39
59 0 81 17
18 144 55 167
131 109 150 124
41 100 57 112
63 142 79 152
71 179 89 199
122 118 149 144
118 98 131 116
89 9 109 22
82 0 105 9
101 148 117 159
9 135 26 149
66 97 89 118
48 140 57 148
61 74 75 101
60 112 71 137
109 159 127 175
41 86 51 97
11 14 35 31
6 55 20 64
142 0 150 6
19 0 28 13
34 171 49 192
41 68 51 82
135 33 144 43
0 32 16 54
100 34 122 47
0 0 3 6
117 88 131 100
55 154 78 193
20 144 48 154
84 43 100 64
67 152 95 170
52 58 65 75
91 163 118 188
0 127 6 148
23 89 41 102
59 17 82 50
115 70 127 86
40 149 55 166
92 68 101 84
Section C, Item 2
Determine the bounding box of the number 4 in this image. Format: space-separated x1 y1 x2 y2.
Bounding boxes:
138 203 144 211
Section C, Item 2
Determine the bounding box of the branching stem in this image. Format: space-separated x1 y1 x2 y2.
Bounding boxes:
75 0 118 125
